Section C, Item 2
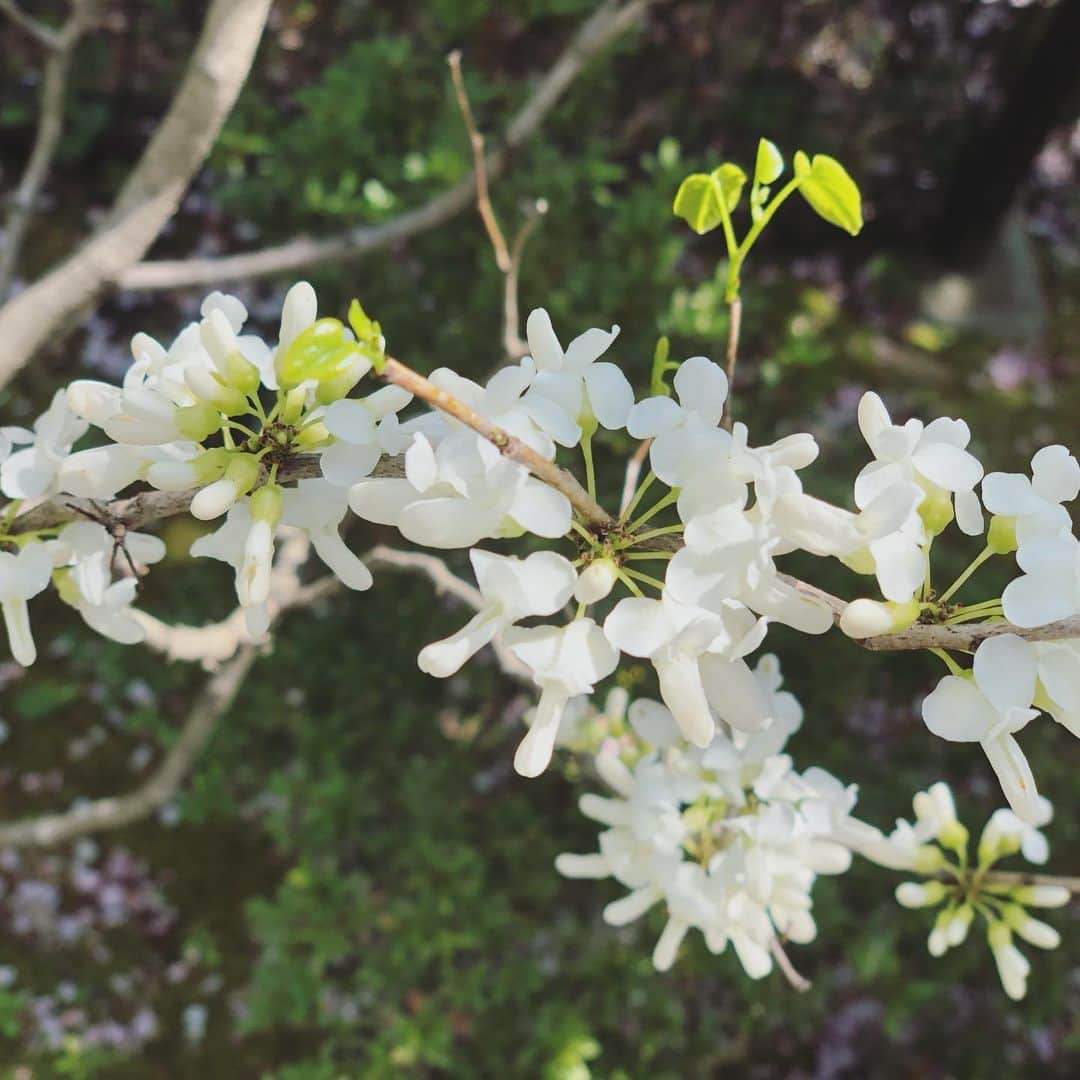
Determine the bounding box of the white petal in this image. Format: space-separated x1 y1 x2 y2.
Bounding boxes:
912 441 983 492
508 479 572 539
982 473 1040 517
311 531 373 590
870 533 925 603
657 654 715 747
418 608 500 677
699 655 769 731
323 399 377 443
954 489 984 536
982 733 1040 823
564 324 619 370
857 391 891 446
525 309 564 371
674 355 728 425
922 676 996 742
652 918 689 972
604 598 673 657
347 478 416 527
583 362 633 430
973 634 1037 713
627 698 680 747
626 396 682 439
1002 573 1077 628
1030 445 1080 505
514 686 566 777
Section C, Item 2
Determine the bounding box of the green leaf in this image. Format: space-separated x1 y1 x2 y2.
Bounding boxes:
275 318 367 388
672 164 747 235
754 138 783 186
793 151 863 235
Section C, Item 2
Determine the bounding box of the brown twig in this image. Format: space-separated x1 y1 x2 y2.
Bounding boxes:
769 936 812 992
0 0 94 296
0 0 273 391
978 870 1080 894
448 50 549 360
720 294 742 431
619 438 652 515
447 49 511 273
0 0 61 49
118 0 656 291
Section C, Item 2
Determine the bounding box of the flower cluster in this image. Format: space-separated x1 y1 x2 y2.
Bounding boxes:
852 781 1068 1000
553 656 868 978
0 281 1075 1000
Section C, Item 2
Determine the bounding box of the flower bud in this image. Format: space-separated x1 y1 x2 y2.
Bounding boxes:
189 454 260 521
147 448 230 491
294 422 331 450
912 844 948 874
895 880 947 908
275 318 372 390
575 559 618 604
987 515 1018 555
946 904 973 947
978 810 1023 867
175 402 222 443
221 350 261 396
249 483 283 529
1015 885 1070 908
184 366 249 415
281 386 309 425
988 922 1029 1001
1002 905 1060 950
840 598 920 639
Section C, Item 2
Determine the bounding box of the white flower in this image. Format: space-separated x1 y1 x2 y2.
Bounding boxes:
55 521 165 606
855 391 985 535
979 800 1053 866
604 594 768 747
773 483 926 602
520 308 630 444
921 634 1041 822
1033 639 1080 739
504 618 618 776
349 431 570 548
280 480 373 590
626 356 731 486
0 390 88 499
56 444 152 499
321 386 413 487
417 549 576 678
0 543 53 665
982 445 1079 546
1001 534 1079 628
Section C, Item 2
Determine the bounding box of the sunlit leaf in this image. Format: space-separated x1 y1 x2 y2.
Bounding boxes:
754 138 784 186
793 151 863 235
672 164 747 235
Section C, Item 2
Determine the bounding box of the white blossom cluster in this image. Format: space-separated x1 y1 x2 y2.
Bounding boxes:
852 781 1069 1001
0 284 1076 996
552 657 872 977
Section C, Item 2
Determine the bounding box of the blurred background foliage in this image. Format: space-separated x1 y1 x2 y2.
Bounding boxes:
0 0 1078 1075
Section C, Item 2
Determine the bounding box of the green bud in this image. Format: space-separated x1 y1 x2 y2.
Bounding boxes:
192 447 231 484
222 349 262 396
275 318 371 389
175 402 221 442
347 299 387 373
912 845 949 874
294 422 330 450
938 819 969 856
249 483 283 528
281 386 309 425
315 369 363 405
224 453 260 497
918 491 954 537
53 567 81 608
987 515 1018 555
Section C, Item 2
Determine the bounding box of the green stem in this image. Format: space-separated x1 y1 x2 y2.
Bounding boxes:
623 551 673 562
622 567 667 592
628 489 679 532
619 469 657 523
946 608 1004 626
929 648 965 677
581 431 596 501
631 524 684 545
921 538 934 602
616 569 644 598
1 498 23 532
939 546 996 604
733 177 802 273
569 519 600 549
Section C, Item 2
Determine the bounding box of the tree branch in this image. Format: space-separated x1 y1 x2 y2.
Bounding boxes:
0 0 273 390
0 0 61 49
117 0 655 292
0 1 94 296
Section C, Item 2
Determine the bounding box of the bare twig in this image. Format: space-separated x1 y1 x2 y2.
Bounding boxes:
0 0 273 391
0 0 60 49
503 198 548 359
118 0 656 291
769 936 812 992
720 294 742 431
0 644 257 848
619 438 652 515
0 0 95 296
979 870 1080 893
447 49 511 273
